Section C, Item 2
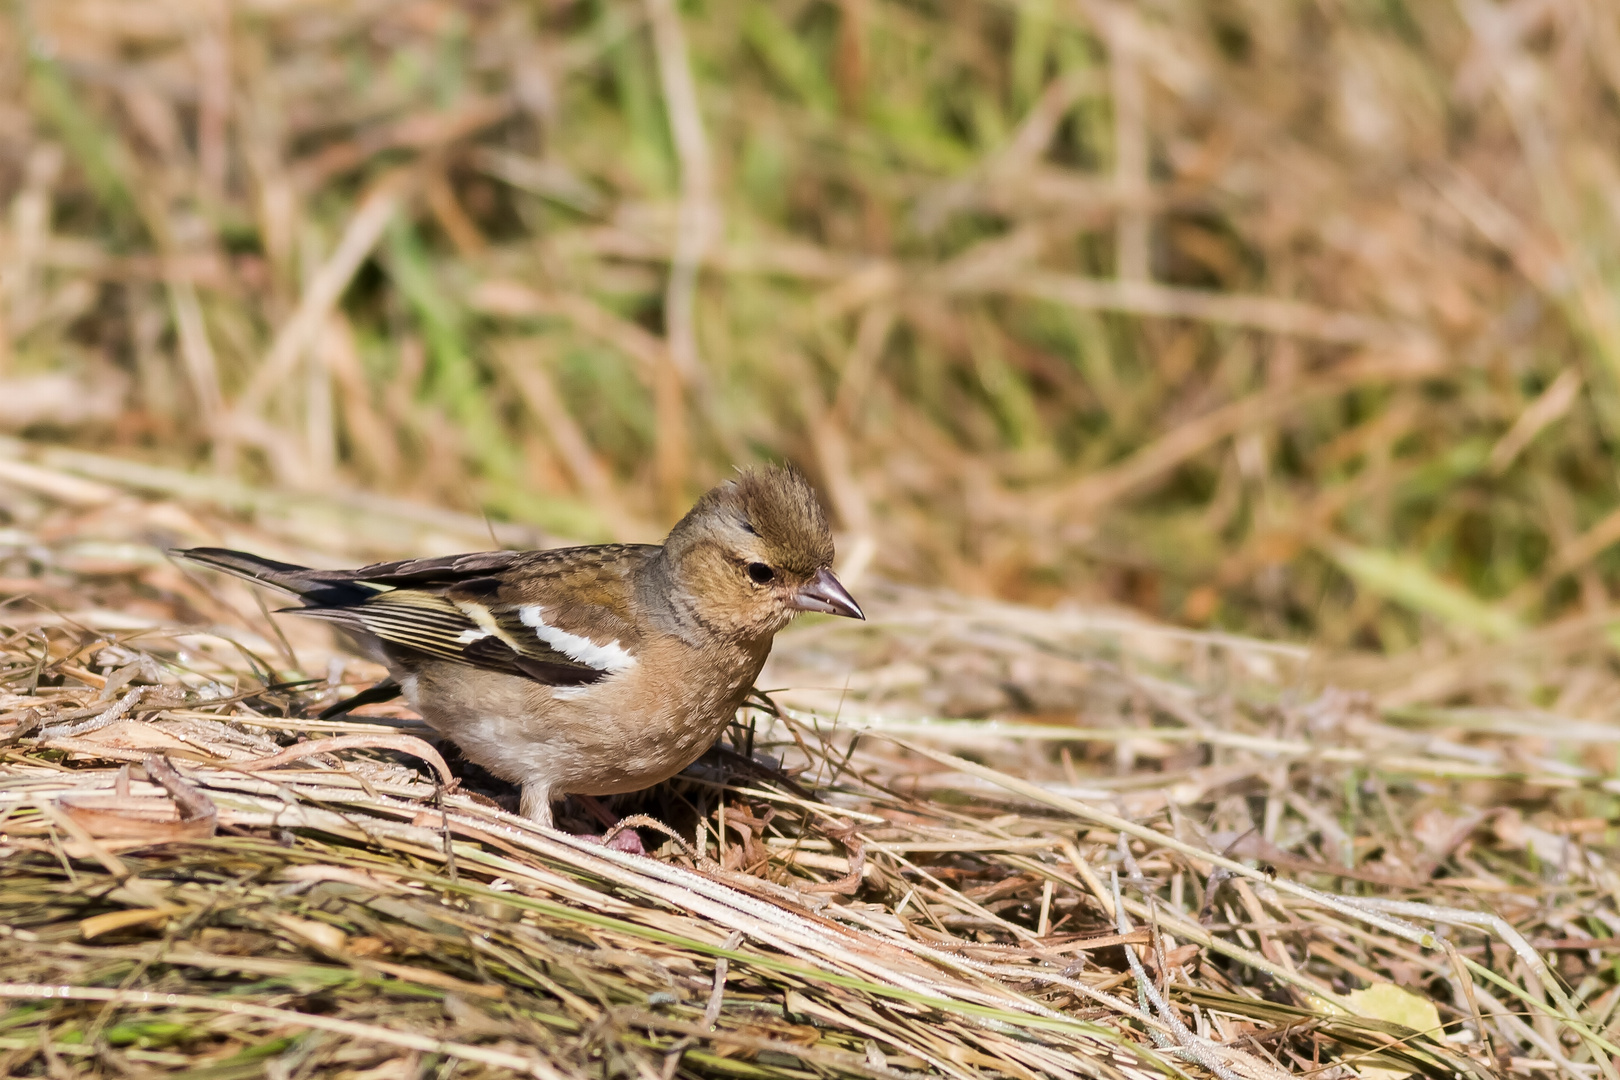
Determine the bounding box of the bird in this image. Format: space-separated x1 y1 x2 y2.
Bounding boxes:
172 465 864 831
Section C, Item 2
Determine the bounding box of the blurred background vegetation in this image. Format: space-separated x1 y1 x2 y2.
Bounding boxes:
1 0 1618 667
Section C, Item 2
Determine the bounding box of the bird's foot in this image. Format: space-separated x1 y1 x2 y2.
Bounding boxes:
577 827 646 855
569 795 646 854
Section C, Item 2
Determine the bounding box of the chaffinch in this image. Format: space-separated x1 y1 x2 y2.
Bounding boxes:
174 465 863 828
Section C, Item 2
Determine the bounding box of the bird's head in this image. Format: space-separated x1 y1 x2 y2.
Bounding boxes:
662 464 864 640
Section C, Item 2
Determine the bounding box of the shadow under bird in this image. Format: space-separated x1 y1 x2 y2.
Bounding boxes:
173 465 863 830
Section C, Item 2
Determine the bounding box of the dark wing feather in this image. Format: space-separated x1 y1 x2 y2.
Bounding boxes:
346 545 656 587
171 547 384 606
178 544 657 688
293 590 608 684
317 678 402 720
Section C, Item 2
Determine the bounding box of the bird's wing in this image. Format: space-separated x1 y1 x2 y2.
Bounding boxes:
292 545 656 687
346 544 654 586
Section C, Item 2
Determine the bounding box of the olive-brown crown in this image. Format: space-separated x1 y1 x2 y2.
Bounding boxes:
667 464 833 573
660 464 836 639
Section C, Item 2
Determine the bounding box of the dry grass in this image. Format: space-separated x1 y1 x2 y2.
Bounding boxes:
1 0 1619 662
0 441 1613 1079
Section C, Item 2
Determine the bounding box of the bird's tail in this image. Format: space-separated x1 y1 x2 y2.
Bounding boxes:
170 547 373 606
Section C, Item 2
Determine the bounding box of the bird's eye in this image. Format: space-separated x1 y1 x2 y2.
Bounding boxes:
746 562 775 584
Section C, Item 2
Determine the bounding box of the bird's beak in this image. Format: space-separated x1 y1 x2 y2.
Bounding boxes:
790 567 865 620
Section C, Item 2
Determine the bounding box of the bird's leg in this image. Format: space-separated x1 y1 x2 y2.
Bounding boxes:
576 794 619 829
519 781 554 828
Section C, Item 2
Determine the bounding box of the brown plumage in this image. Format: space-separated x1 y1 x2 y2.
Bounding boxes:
172 466 863 828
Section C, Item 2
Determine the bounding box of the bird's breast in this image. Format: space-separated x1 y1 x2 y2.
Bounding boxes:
404 636 770 798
